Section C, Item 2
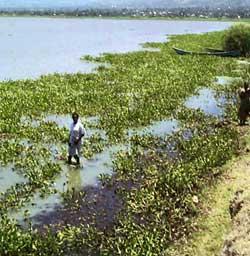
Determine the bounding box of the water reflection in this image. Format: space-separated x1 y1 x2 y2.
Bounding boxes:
185 88 225 116
67 167 82 192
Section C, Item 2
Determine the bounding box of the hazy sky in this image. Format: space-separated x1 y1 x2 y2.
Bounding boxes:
0 0 195 9
0 0 248 9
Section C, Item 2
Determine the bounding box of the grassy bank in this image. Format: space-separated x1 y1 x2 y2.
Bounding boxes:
164 125 250 255
0 27 248 255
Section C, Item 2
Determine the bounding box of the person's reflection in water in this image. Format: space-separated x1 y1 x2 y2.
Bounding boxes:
67 166 82 193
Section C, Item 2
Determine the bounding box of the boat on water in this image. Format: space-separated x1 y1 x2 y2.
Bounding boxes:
205 48 225 53
173 47 240 57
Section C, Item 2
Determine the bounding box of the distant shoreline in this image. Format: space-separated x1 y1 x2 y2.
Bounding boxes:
0 14 247 22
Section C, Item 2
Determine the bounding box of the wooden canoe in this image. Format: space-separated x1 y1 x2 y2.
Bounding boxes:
205 48 225 53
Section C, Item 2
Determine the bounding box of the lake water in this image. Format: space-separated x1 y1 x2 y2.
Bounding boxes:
0 17 232 81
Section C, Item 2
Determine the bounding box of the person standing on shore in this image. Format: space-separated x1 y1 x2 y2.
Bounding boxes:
238 82 250 125
68 112 86 165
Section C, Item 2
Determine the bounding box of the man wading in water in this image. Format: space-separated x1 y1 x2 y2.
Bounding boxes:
68 112 86 165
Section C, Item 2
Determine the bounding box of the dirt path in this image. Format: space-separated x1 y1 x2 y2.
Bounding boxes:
221 130 250 256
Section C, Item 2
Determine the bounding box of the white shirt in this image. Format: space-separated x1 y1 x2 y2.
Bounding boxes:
69 120 86 144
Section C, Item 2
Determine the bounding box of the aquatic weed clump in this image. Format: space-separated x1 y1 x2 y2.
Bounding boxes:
102 119 238 255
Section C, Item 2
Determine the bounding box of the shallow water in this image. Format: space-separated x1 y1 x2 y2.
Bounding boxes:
63 145 123 189
43 114 100 126
11 144 124 223
43 114 71 128
43 114 105 137
20 116 40 128
20 114 104 137
0 164 27 193
185 88 225 116
12 113 180 222
216 76 241 86
129 119 179 138
0 17 232 81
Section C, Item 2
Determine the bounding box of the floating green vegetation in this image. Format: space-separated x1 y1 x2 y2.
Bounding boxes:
0 27 249 255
